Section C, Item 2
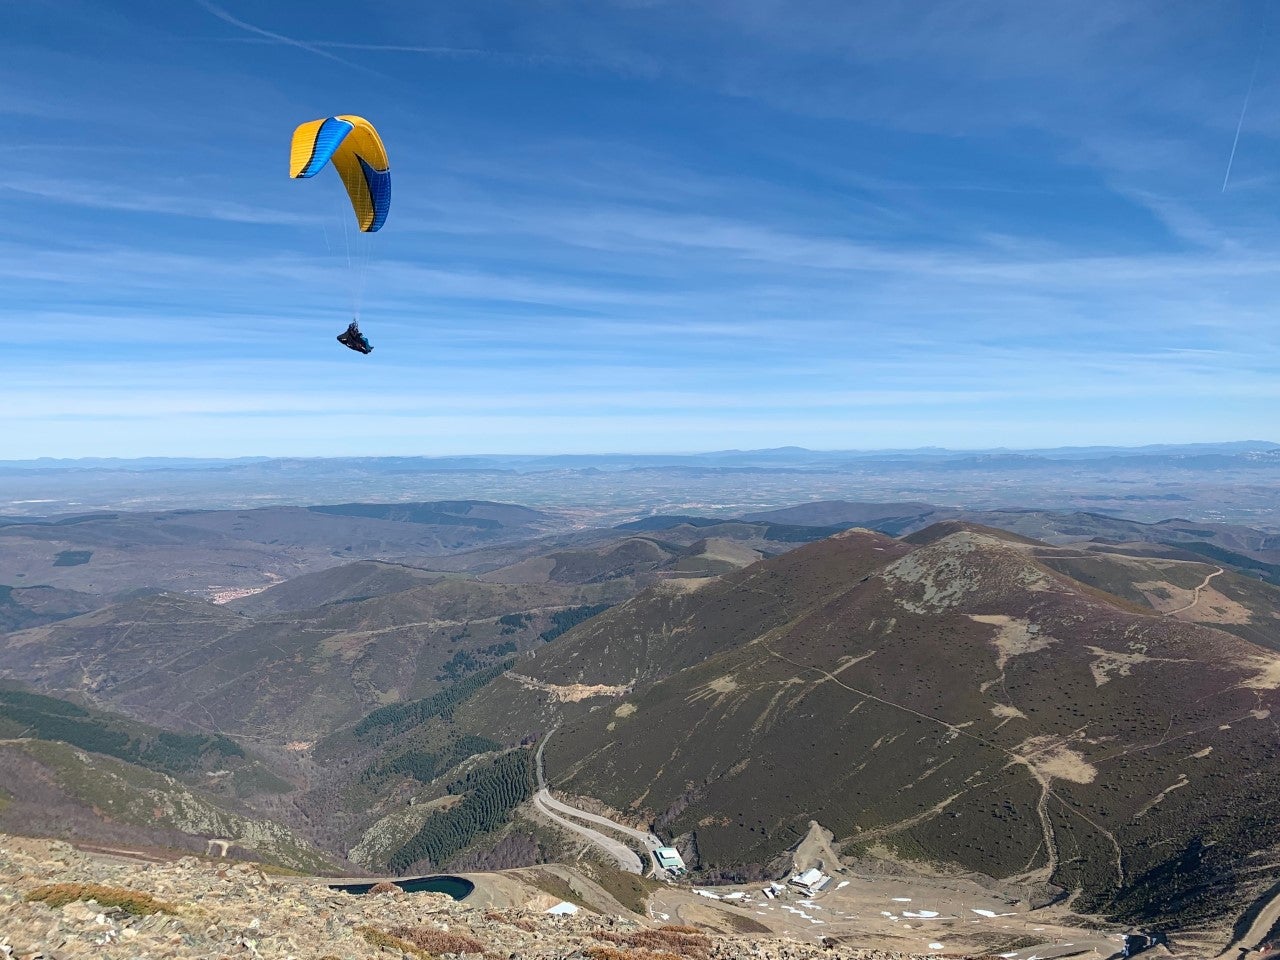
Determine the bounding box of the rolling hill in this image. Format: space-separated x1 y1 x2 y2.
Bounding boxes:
0 500 566 599
741 500 1280 575
0 583 99 632
0 567 632 740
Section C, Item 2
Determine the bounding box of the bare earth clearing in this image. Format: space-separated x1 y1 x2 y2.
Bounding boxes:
649 871 1124 959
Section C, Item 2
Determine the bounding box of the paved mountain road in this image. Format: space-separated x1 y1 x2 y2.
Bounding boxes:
1219 880 1280 958
533 727 661 875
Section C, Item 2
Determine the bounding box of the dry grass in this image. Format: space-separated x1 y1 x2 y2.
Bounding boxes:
585 948 683 960
25 882 176 916
591 924 713 960
582 864 665 916
524 868 586 910
718 911 772 934
387 924 486 954
368 880 402 895
357 925 430 959
484 909 537 932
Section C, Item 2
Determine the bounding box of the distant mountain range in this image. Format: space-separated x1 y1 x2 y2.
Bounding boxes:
3 442 1279 525
2 441 1278 475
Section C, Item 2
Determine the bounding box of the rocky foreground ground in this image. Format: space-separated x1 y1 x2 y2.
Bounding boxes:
0 835 931 960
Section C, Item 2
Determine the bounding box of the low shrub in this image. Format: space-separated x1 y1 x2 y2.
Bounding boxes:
25 883 175 916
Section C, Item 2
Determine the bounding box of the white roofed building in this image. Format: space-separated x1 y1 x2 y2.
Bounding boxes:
654 846 687 875
789 868 831 895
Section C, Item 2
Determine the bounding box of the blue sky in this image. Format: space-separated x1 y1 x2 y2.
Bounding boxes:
2 0 1279 457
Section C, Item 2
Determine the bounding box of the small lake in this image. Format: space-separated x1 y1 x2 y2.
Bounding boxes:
329 876 474 900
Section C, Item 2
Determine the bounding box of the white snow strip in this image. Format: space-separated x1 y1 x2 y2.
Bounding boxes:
695 890 722 900
721 892 746 900
972 908 1015 918
836 880 850 890
929 944 944 950
904 910 940 918
545 901 579 915
779 905 818 921
893 897 912 902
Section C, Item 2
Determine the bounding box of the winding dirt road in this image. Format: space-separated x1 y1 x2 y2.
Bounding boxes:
1168 566 1225 615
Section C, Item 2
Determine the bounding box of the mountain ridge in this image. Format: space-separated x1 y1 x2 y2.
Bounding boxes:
446 523 1280 943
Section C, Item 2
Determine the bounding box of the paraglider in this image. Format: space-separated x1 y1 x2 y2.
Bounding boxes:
337 320 373 355
289 115 389 353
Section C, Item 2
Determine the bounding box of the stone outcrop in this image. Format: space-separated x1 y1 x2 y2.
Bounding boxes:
0 834 924 960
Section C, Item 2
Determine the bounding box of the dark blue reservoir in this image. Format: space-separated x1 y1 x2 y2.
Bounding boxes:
329 876 474 899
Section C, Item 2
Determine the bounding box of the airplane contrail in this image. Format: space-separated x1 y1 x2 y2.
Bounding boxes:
193 0 379 75
1223 26 1268 192
1222 61 1258 191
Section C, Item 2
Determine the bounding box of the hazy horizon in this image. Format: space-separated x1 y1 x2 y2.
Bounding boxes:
1 439 1278 465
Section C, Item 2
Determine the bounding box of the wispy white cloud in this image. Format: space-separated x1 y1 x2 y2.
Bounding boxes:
2 177 315 226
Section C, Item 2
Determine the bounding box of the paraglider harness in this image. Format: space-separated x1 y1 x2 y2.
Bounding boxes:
337 320 373 355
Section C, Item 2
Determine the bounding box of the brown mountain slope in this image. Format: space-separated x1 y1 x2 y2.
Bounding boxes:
456 524 1280 943
0 501 562 598
513 529 911 690
0 583 102 632
0 592 248 693
478 536 680 585
0 576 630 741
229 560 445 616
0 739 337 873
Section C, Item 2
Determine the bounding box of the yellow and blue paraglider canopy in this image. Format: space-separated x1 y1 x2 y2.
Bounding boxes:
289 115 390 232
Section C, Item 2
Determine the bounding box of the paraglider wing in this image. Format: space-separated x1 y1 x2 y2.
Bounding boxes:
289 115 390 232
